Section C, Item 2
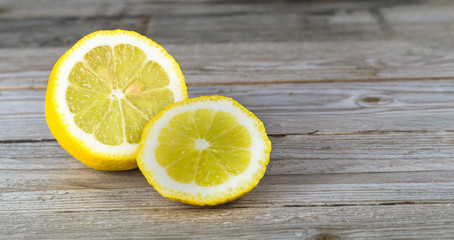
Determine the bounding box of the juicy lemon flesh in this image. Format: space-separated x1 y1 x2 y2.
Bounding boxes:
66 44 175 145
155 109 252 187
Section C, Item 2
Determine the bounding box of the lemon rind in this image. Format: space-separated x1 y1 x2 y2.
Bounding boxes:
45 29 188 171
137 96 272 206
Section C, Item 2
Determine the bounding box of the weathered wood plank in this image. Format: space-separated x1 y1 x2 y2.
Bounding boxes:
0 116 50 141
0 0 431 19
1 203 453 239
0 17 147 48
2 134 454 205
2 167 454 206
0 0 396 47
3 39 454 89
3 132 454 174
1 0 453 47
3 80 454 140
3 139 454 237
1 1 454 88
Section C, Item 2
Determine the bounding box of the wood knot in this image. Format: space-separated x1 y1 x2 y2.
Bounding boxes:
356 95 394 107
309 233 341 240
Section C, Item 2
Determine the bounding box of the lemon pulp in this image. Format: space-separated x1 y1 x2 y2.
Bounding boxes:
155 109 252 187
66 44 174 145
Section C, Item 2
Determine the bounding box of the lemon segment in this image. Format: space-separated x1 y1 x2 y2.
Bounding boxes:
45 30 187 171
73 98 111 134
83 46 117 89
125 61 170 93
137 96 271 206
114 44 147 89
68 62 111 94
121 100 150 144
195 150 230 187
166 151 200 184
94 99 124 145
125 89 174 119
156 144 197 167
65 85 108 114
194 109 215 138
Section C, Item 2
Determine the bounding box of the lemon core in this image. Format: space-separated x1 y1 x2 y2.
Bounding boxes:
195 138 210 151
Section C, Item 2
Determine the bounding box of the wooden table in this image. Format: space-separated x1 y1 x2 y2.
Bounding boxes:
2 0 454 239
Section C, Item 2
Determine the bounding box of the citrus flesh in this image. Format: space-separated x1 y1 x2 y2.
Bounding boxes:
67 44 174 145
137 96 271 206
46 30 187 171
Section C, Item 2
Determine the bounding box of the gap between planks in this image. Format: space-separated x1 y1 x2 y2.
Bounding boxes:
3 200 451 213
2 129 454 144
3 170 454 209
4 76 454 91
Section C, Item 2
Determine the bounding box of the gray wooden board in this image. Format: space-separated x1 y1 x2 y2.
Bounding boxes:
4 40 454 88
3 81 454 140
2 0 454 239
0 0 454 47
3 133 454 174
2 204 453 239
0 0 437 19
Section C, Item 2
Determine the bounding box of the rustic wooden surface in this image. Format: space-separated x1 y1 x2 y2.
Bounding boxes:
2 0 454 239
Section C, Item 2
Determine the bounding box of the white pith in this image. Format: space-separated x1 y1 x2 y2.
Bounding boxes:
141 99 269 197
54 33 186 156
109 89 125 100
195 138 210 151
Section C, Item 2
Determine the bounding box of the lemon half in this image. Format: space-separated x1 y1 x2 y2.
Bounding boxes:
45 30 187 171
137 96 271 206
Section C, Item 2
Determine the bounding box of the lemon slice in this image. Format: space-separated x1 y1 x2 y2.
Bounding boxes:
137 96 271 206
45 30 187 171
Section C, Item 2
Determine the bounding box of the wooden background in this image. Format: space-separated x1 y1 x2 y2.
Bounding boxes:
2 0 454 239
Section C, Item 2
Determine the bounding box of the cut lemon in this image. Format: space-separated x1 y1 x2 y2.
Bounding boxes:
137 96 271 206
45 30 187 171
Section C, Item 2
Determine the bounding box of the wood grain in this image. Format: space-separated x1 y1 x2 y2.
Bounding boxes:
0 0 432 19
4 132 454 174
2 0 454 239
4 39 454 88
0 0 398 47
2 204 453 239
1 0 454 47
3 80 454 140
2 1 454 87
